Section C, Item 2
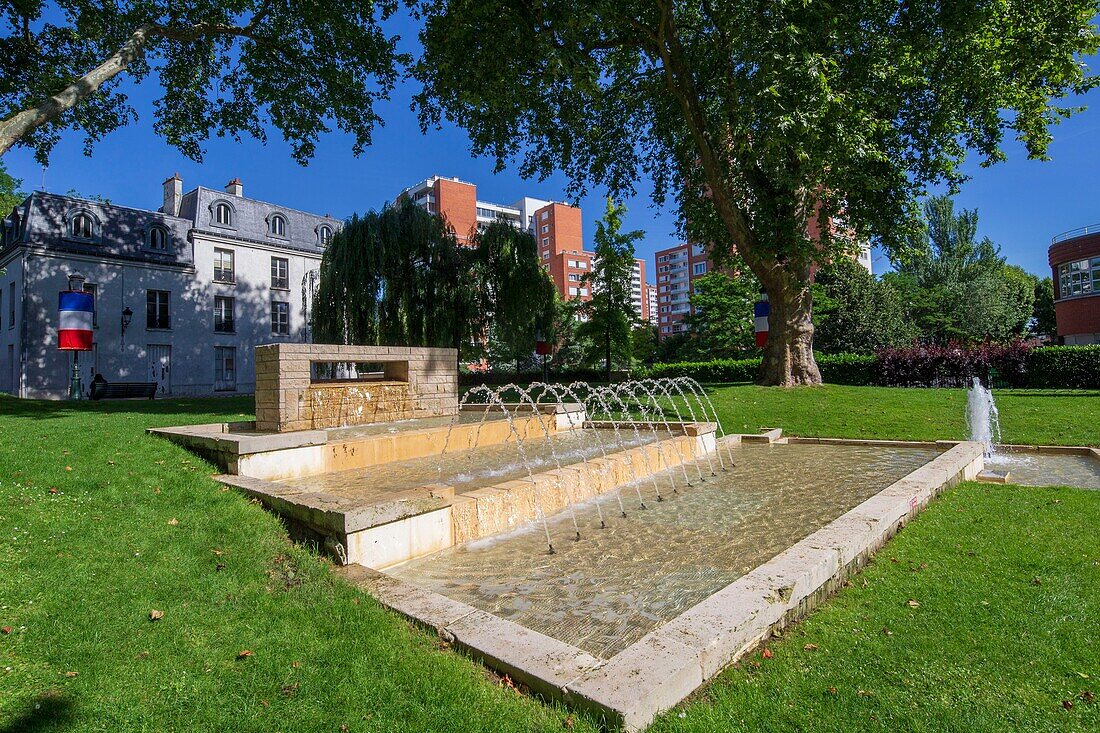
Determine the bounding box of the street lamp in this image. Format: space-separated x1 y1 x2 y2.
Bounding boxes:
121 306 133 332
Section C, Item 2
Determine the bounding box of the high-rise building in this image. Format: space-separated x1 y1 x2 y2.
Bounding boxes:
630 258 650 323
654 242 711 338
397 175 593 302
645 283 659 325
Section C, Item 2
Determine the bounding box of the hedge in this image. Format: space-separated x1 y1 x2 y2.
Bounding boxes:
1025 345 1100 389
645 345 1100 389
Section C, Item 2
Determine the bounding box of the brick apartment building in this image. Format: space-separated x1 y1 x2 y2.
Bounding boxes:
397 176 657 320
1048 225 1100 344
654 239 872 339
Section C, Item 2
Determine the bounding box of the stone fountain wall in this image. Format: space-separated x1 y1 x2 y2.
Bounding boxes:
254 344 458 432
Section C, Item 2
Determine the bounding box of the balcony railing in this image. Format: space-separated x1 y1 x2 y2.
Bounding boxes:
1051 224 1100 244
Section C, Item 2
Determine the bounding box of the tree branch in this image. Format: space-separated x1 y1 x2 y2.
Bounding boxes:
0 6 273 157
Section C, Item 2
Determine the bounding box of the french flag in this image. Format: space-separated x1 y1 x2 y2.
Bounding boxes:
753 297 769 348
58 290 94 351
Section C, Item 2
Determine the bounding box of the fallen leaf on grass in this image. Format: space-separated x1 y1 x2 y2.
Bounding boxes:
48 487 59 494
803 644 819 651
215 563 226 572
290 661 300 668
1031 577 1042 586
882 627 893 637
907 599 921 608
1062 700 1074 710
825 687 837 696
858 690 875 697
236 650 253 660
211 549 223 557
761 648 774 659
1080 690 1094 703
65 466 72 472
1 627 12 635
63 671 78 678
149 609 164 622
564 715 575 729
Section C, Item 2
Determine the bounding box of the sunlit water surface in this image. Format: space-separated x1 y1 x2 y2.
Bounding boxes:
390 442 940 658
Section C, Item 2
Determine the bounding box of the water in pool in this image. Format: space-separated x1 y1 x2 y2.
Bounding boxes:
389 441 940 658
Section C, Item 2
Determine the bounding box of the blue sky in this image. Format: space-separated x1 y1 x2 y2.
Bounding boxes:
3 12 1098 281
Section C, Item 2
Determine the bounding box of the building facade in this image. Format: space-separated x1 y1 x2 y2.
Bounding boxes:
654 243 712 338
0 175 338 399
630 258 650 323
1048 226 1100 345
397 175 600 302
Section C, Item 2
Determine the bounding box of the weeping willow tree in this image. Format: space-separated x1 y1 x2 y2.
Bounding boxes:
478 219 557 372
311 198 483 351
312 199 555 365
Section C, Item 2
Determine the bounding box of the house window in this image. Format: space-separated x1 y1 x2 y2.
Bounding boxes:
213 296 235 333
271 257 289 290
214 202 233 226
71 212 94 239
542 237 550 247
318 225 332 246
214 347 237 392
269 214 287 237
8 282 14 327
146 290 170 330
568 273 581 281
542 251 550 260
271 301 290 335
693 262 707 276
540 224 549 234
568 286 579 296
540 211 549 221
213 248 235 283
147 226 168 251
82 283 97 327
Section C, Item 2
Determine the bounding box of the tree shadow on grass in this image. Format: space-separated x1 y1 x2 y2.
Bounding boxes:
0 693 76 733
0 394 255 422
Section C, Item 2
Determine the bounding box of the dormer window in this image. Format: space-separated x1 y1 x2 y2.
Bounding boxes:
147 225 169 252
269 214 287 237
71 212 95 239
214 202 233 226
318 225 332 246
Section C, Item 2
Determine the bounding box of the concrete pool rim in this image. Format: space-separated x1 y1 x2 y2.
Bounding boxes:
340 436 987 731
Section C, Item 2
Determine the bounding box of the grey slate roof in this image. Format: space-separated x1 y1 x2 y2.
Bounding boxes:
2 185 342 264
178 186 339 254
1 191 194 267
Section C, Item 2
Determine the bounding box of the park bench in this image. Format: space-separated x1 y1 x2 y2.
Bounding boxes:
89 381 158 400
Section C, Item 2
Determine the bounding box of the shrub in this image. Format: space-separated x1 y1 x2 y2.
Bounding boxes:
648 358 762 383
817 353 877 385
458 369 627 387
1025 345 1100 388
874 342 1031 387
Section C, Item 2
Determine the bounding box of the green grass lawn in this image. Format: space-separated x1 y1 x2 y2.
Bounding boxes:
1 385 1097 731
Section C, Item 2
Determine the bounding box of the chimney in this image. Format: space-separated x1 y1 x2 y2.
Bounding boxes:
161 172 182 215
225 177 243 197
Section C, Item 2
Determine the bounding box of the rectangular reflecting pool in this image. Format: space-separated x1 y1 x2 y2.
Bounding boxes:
389 442 940 658
985 450 1100 489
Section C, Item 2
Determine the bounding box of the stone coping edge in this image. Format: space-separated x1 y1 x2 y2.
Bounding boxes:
348 438 984 731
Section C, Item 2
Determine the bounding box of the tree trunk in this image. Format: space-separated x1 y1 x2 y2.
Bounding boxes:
604 326 612 384
755 266 822 387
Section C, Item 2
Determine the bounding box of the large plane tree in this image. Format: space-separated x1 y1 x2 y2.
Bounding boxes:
413 0 1098 385
1 1 401 163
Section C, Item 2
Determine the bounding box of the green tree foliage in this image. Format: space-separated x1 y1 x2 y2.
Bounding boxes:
1 2 401 162
312 200 555 367
413 0 1098 385
887 196 1036 343
0 160 25 215
548 295 590 371
682 271 759 358
630 323 659 367
1032 277 1058 339
311 199 481 351
576 200 641 381
478 219 556 372
812 258 917 354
